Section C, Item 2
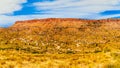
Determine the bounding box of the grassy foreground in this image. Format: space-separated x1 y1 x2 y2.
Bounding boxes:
0 50 119 68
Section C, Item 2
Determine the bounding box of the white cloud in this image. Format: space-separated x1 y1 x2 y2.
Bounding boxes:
33 0 120 18
0 0 27 27
0 0 27 14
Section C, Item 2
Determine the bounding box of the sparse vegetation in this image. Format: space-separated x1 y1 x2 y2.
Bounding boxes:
0 18 120 68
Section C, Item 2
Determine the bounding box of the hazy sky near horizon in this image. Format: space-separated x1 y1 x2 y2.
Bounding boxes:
0 0 120 27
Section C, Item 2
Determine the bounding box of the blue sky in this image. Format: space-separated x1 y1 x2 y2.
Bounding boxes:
0 0 120 27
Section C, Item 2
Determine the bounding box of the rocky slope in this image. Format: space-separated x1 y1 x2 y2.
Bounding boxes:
0 18 119 54
0 18 120 68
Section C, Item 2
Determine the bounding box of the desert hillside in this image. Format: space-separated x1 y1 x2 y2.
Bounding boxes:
0 18 120 68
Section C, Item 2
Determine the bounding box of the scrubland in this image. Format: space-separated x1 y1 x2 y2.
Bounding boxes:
0 18 120 68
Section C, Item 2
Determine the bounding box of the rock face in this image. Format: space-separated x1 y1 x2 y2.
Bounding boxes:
11 18 120 30
12 18 83 28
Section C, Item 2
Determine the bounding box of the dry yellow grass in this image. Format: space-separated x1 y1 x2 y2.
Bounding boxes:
0 50 116 68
